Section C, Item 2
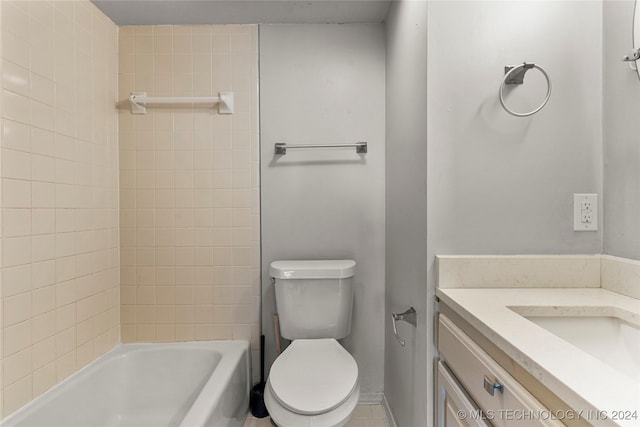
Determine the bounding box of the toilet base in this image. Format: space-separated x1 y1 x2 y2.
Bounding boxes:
264 378 360 427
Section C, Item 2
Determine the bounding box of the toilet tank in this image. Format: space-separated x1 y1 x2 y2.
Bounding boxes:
270 260 355 340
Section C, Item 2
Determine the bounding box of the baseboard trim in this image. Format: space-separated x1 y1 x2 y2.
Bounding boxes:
357 392 398 426
382 394 398 427
358 392 383 404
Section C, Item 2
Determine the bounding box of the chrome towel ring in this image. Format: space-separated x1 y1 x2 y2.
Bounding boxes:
499 62 552 117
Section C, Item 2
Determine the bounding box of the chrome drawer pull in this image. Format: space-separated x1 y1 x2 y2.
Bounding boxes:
483 376 504 396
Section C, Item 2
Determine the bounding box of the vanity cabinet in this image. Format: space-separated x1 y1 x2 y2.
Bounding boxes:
437 314 564 427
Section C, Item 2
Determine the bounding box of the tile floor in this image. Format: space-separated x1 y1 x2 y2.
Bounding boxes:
244 403 390 427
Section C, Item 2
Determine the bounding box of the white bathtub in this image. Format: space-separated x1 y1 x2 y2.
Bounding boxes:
1 341 250 427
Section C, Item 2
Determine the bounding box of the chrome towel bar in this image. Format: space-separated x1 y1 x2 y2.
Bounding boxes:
274 142 367 155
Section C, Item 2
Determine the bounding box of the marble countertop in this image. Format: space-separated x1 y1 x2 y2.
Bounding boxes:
436 287 640 427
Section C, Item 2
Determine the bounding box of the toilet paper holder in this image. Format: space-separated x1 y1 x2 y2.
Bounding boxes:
392 307 417 347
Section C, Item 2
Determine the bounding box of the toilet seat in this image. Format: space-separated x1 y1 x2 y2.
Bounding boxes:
264 378 360 427
268 339 358 415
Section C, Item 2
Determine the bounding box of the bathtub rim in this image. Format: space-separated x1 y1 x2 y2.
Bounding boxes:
1 340 251 427
179 340 251 427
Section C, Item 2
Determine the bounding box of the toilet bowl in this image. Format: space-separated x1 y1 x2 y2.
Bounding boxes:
264 339 359 427
265 260 359 427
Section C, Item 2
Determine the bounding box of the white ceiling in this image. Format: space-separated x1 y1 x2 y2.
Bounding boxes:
91 0 392 25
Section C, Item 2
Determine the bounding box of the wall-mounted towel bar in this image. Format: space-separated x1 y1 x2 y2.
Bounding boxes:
129 91 234 114
274 142 367 155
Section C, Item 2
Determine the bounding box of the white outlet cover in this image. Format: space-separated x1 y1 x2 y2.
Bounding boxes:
574 193 598 231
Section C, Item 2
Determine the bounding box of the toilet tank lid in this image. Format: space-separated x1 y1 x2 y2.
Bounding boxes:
270 260 355 279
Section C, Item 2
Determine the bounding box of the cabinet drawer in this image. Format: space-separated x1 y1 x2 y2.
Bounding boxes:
438 314 564 427
438 361 492 427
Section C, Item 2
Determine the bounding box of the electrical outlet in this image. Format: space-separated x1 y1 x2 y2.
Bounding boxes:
574 194 598 231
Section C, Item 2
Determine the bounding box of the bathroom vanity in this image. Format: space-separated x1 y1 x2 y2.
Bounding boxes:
435 255 640 427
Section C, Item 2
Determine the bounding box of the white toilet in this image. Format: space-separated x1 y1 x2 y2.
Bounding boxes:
264 260 360 427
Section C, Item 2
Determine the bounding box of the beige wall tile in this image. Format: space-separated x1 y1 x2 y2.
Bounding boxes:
3 237 31 267
55 350 76 381
3 375 32 416
32 363 56 398
1 119 30 153
3 348 32 386
2 90 30 124
3 180 31 212
32 287 55 317
2 31 30 70
2 265 31 298
3 321 31 357
2 209 31 238
1 0 119 417
3 292 32 327
2 60 29 97
31 337 55 371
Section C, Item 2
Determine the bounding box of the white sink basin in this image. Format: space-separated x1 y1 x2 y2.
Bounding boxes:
509 306 640 381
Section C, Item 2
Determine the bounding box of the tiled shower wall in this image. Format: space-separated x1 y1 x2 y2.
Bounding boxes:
0 0 119 417
117 25 260 376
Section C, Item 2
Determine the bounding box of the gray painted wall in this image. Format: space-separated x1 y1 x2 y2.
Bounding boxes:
427 0 603 258
603 0 640 260
384 1 428 426
259 24 386 395
424 2 603 425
